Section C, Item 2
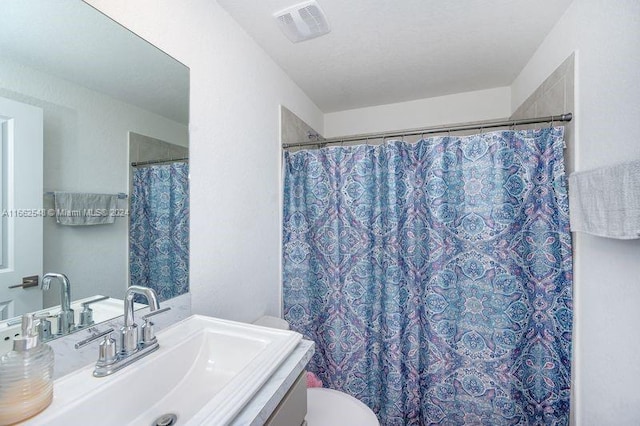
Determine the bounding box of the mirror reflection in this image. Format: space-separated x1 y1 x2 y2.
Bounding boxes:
0 0 189 351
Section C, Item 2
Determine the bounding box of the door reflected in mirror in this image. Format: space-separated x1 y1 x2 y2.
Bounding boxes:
0 0 189 349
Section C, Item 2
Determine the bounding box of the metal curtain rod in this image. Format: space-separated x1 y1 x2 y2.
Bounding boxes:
282 113 573 149
130 157 189 167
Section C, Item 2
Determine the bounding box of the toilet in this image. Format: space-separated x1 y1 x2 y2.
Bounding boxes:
254 316 379 426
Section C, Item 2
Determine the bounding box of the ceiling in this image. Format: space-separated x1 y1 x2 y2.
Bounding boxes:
0 1 189 125
217 0 574 113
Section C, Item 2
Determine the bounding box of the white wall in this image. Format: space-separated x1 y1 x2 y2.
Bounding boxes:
511 1 640 424
0 57 187 307
85 0 324 322
324 87 511 138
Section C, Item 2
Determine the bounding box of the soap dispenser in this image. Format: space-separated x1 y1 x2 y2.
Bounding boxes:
0 313 55 425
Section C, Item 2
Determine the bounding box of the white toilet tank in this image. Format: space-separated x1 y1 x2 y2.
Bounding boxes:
253 315 290 330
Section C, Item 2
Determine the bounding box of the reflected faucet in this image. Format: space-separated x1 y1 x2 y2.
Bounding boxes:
119 285 160 356
41 273 74 335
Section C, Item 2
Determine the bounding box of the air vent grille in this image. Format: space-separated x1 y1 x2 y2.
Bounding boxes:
274 1 331 43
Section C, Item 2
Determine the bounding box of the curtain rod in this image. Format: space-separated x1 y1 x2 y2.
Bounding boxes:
282 113 573 149
130 157 189 167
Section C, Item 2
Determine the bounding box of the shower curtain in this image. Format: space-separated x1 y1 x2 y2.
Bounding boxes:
129 162 189 301
283 128 572 425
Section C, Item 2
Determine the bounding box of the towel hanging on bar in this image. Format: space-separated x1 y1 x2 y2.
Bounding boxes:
52 192 121 226
568 160 640 239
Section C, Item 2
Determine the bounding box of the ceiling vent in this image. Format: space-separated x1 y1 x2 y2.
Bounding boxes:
274 1 331 43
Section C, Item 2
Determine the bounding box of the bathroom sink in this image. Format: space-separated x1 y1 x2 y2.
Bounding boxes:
23 315 302 425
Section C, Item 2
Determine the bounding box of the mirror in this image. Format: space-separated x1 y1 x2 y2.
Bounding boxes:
0 0 189 349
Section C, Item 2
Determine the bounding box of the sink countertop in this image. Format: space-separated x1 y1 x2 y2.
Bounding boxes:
48 293 192 379
231 339 315 426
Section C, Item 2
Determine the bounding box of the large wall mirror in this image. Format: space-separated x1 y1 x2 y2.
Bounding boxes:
0 0 189 352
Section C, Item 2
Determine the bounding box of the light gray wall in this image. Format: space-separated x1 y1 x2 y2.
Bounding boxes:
324 87 511 138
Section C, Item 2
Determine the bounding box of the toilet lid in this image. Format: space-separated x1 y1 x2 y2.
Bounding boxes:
306 388 379 426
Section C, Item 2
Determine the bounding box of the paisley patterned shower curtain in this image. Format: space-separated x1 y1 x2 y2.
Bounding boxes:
283 128 572 425
129 162 189 301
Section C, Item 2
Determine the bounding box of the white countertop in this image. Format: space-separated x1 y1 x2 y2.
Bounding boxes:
231 339 315 426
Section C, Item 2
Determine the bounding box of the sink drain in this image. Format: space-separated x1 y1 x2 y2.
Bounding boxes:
152 413 178 426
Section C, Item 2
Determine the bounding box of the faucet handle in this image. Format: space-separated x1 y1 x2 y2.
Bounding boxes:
97 334 117 367
81 295 109 308
142 306 172 320
75 327 115 349
140 307 171 345
34 313 53 341
78 296 109 328
75 328 118 367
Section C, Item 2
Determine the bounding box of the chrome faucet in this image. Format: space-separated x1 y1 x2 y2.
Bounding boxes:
120 285 160 355
41 273 74 335
75 285 170 378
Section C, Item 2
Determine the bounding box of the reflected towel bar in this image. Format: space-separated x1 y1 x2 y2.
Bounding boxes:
44 192 128 199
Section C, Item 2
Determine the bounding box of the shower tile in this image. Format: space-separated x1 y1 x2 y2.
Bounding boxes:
138 139 169 162
281 106 323 146
537 77 566 117
512 95 536 120
168 144 189 160
542 54 574 94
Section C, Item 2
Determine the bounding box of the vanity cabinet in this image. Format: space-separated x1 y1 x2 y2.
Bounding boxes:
265 371 307 426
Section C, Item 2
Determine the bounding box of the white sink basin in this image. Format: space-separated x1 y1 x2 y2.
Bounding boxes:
23 315 302 425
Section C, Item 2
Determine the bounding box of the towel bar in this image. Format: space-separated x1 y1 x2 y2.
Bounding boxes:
44 192 128 199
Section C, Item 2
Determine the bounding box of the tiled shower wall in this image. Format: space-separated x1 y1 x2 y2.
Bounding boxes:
129 132 189 165
511 54 575 173
281 106 323 147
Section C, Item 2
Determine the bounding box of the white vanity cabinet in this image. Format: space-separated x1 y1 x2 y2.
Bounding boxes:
265 371 307 426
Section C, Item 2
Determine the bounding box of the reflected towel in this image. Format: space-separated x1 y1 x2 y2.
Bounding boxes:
568 160 640 239
54 192 118 226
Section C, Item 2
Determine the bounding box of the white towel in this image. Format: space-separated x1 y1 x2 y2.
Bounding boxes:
568 160 640 239
54 192 118 226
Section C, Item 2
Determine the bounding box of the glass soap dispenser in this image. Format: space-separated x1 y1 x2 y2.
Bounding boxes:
0 313 54 425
